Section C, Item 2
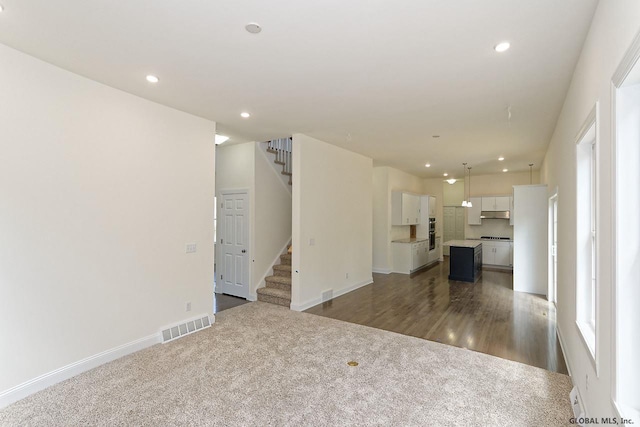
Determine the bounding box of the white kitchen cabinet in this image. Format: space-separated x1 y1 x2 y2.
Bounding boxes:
392 241 431 273
428 196 436 217
429 237 442 263
481 196 510 211
468 197 482 225
481 241 512 267
481 197 495 211
391 192 420 225
495 196 510 210
416 196 434 237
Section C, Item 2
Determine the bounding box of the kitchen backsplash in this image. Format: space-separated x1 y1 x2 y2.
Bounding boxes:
466 218 514 239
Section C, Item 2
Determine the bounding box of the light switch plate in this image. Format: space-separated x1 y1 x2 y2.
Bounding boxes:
186 244 197 253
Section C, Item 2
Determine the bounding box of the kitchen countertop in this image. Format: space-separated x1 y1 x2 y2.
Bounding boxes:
467 238 514 242
443 240 482 248
391 237 429 244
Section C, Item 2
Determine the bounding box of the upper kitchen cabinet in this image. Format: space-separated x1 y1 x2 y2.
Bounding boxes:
481 196 510 211
428 196 436 217
468 197 482 225
391 191 420 225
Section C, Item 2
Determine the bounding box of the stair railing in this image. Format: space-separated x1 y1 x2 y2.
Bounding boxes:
265 137 293 184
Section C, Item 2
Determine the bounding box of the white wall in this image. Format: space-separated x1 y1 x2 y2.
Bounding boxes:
0 45 216 397
540 0 640 419
215 142 292 299
291 134 373 310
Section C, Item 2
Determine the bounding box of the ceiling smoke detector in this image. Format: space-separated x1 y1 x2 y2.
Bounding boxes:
245 23 262 34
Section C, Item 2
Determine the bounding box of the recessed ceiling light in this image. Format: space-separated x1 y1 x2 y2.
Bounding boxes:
498 156 505 161
425 163 431 168
443 173 448 177
503 169 509 172
215 135 229 145
240 112 251 118
494 42 511 53
146 75 159 83
245 23 262 34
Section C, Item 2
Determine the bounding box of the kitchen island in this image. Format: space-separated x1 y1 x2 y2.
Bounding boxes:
443 240 482 283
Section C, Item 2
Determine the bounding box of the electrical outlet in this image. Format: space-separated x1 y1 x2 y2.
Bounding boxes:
309 238 315 246
186 244 197 253
186 302 192 312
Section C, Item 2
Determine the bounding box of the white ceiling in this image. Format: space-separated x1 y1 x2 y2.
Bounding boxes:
0 0 598 178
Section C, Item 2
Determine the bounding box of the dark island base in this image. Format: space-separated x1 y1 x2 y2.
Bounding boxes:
448 245 482 283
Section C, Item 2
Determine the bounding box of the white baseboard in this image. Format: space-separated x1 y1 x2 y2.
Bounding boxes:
556 323 572 379
372 267 391 274
0 333 160 409
290 278 373 311
247 294 257 302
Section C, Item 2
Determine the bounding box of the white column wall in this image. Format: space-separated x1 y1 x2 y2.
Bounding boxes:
291 134 372 311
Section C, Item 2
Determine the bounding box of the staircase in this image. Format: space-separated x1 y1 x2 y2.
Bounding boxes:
257 251 292 307
265 137 292 185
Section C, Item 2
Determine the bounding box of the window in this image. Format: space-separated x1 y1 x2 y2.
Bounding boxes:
575 114 597 361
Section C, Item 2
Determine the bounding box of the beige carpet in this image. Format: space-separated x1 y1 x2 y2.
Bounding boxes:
0 302 573 426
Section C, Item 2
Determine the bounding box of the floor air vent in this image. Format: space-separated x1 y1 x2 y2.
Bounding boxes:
161 314 212 344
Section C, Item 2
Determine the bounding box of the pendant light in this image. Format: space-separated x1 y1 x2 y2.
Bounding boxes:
529 163 534 184
467 166 473 208
461 163 468 207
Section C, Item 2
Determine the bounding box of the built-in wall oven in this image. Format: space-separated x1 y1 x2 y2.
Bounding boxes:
429 218 436 250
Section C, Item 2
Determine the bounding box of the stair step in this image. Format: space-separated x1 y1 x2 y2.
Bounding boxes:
280 253 291 265
281 171 292 176
273 264 292 276
257 287 291 307
265 275 291 291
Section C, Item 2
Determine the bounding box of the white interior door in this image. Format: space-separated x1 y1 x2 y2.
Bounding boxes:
217 191 249 298
548 194 558 304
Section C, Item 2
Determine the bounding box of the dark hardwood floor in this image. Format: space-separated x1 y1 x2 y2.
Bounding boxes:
213 293 250 314
305 260 568 374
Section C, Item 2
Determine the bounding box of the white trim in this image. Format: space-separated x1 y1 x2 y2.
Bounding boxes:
612 27 640 87
372 267 391 274
0 333 161 409
574 102 600 377
548 191 558 304
557 324 572 379
290 278 373 311
611 27 640 414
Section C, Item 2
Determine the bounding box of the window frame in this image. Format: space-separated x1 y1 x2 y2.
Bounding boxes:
574 103 599 373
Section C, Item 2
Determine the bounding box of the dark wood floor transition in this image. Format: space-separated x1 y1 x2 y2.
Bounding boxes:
305 261 568 374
